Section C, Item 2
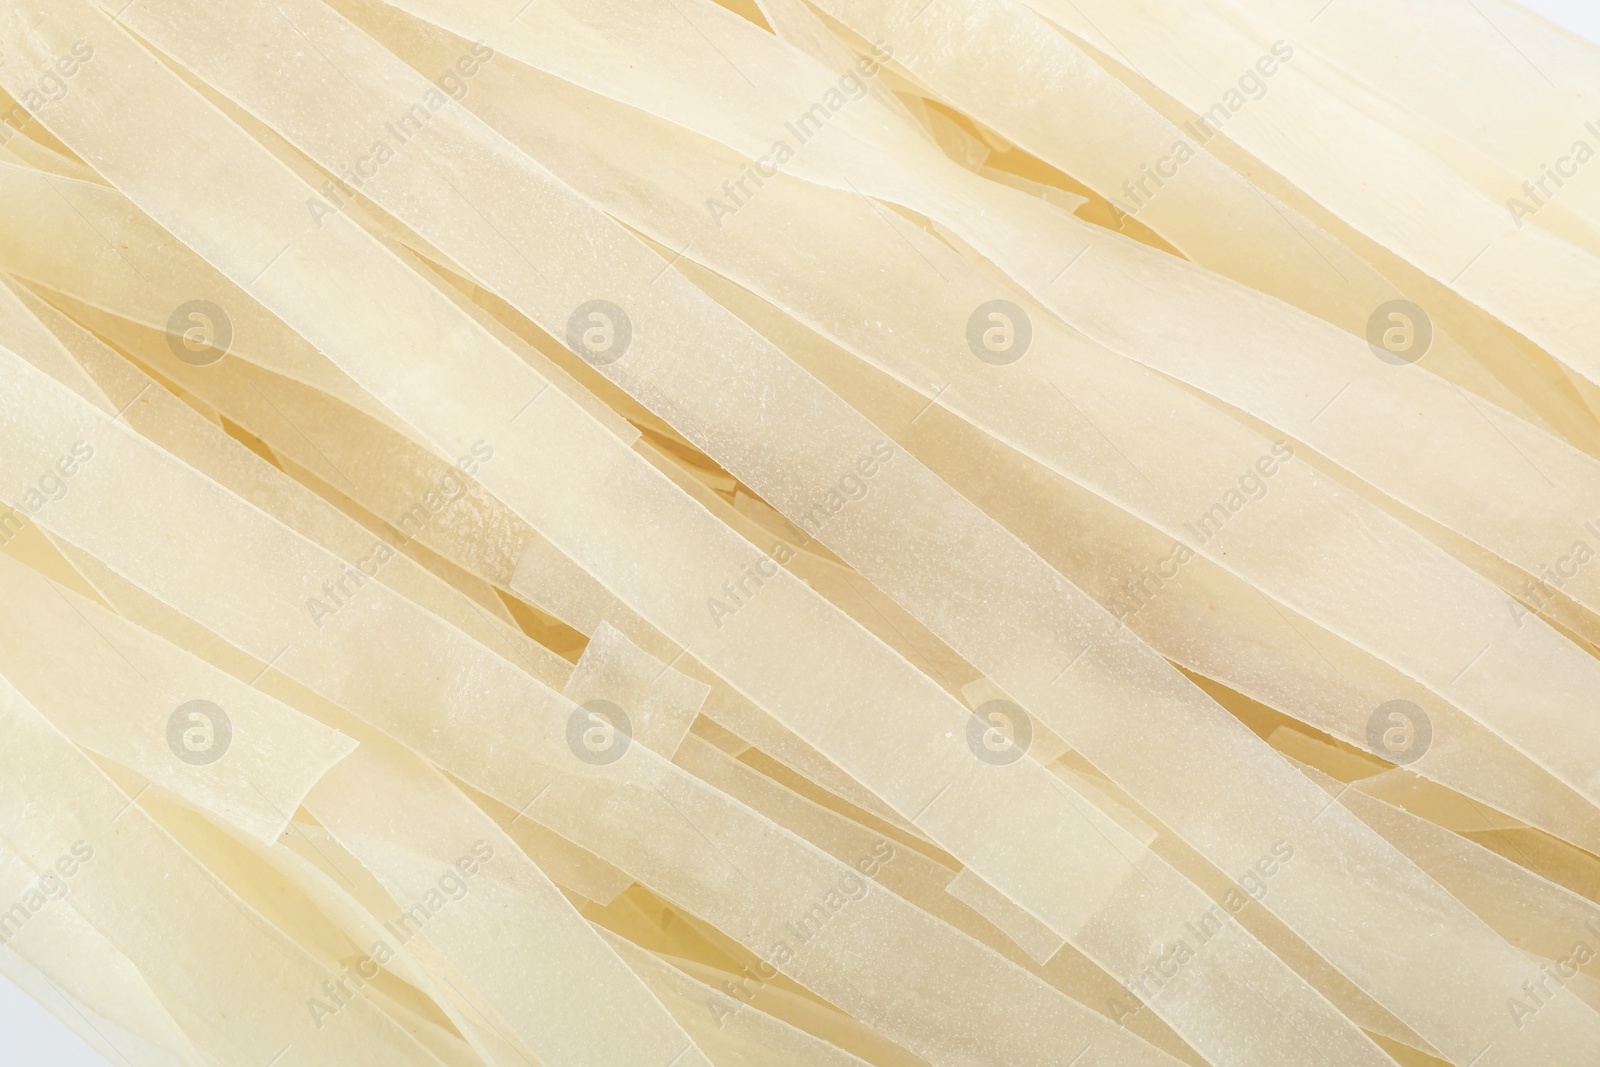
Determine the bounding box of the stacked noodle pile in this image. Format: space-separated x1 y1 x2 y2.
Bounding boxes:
1 1 1599 1064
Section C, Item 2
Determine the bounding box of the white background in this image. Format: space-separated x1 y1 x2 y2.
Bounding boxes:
1519 0 1600 42
3 0 1599 1063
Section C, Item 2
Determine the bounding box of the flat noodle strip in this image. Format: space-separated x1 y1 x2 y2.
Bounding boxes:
597 929 877 1067
0 551 355 843
669 255 1600 855
1016 0 1600 380
303 734 716 1067
7 277 575 691
0 169 1013 854
0 393 684 1064
804 0 1600 619
0 204 920 836
1215 0 1600 239
51 2 1600 1059
224 812 553 1066
0 346 1181 1067
0 841 203 1067
259 12 1600 1060
667 734 1206 1062
39 223 926 834
0 158 399 425
562 621 709 759
2 0 1190 995
1307 763 1600 961
0 671 445 1066
34 273 918 838
802 0 1478 351
38 6 1403 1062
374 0 1600 833
0 952 192 1067
0 0 1593 1060
789 0 1559 427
